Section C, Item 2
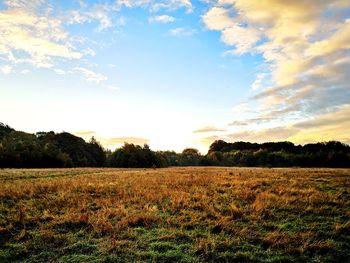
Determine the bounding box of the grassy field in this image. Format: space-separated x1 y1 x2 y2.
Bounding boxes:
0 167 349 262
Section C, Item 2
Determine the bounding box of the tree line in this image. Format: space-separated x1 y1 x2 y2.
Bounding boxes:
206 140 350 168
0 122 349 168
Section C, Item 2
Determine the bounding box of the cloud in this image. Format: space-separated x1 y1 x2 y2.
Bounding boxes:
230 105 298 127
229 117 270 127
232 103 251 114
53 69 65 75
74 67 107 83
199 126 297 147
287 104 350 144
202 7 236 30
149 15 175 23
250 73 268 91
202 0 350 131
193 126 226 133
227 126 298 143
20 69 29 74
0 2 82 69
106 85 120 91
5 0 44 10
203 6 260 55
168 27 196 37
306 20 350 57
67 3 117 31
116 0 193 13
294 104 350 130
200 104 350 150
221 25 260 55
0 65 13 74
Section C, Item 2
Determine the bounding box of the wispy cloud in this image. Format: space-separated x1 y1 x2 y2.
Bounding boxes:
106 85 120 91
193 126 226 133
149 15 175 23
4 0 45 11
115 0 193 13
53 69 66 75
227 127 298 143
0 65 13 74
74 67 107 83
67 3 118 31
232 103 251 114
168 27 196 37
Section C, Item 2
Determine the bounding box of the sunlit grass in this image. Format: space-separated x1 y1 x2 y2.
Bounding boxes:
0 167 349 262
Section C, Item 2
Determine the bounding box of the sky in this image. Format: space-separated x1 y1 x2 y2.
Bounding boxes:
0 0 350 153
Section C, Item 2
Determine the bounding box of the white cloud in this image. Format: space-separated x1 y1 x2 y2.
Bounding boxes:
221 25 260 55
149 15 175 23
115 0 193 13
53 69 65 75
0 3 82 69
5 0 44 10
74 67 107 83
168 27 196 37
0 65 13 74
82 48 96 57
68 4 116 31
203 6 260 55
20 69 29 74
193 126 226 133
232 103 251 114
203 6 260 54
203 0 350 132
202 7 236 30
106 85 120 91
250 73 267 91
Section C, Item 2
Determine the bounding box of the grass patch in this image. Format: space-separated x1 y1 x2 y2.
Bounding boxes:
0 167 349 262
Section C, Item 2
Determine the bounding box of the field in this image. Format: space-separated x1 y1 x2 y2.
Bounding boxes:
0 167 349 262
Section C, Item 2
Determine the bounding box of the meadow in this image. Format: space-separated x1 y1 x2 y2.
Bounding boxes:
0 167 349 262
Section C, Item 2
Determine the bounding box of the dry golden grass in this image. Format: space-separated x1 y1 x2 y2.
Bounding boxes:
0 167 349 262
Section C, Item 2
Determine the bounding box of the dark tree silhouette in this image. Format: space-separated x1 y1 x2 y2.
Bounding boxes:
0 123 349 168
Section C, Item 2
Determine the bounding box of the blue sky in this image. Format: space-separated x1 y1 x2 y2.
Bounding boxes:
1 0 350 152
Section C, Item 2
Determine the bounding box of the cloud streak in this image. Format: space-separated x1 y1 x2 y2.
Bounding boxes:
193 126 226 133
115 0 193 13
149 15 175 23
74 67 107 84
168 27 196 37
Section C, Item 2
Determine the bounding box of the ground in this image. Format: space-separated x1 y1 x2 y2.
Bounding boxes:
0 167 349 262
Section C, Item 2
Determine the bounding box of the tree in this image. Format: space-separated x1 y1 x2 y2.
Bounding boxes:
180 148 201 166
107 143 165 168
